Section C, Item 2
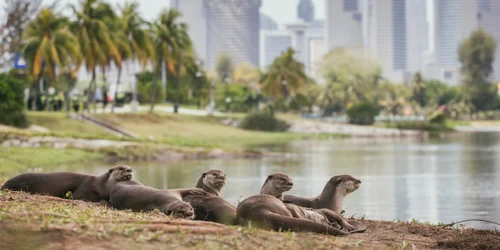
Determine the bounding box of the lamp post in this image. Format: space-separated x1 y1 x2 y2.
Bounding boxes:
208 77 215 116
224 77 231 113
282 79 288 99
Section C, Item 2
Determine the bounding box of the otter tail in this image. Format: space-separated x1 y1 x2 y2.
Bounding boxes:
263 212 348 236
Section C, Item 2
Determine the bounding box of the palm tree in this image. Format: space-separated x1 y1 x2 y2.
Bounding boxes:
70 0 121 112
22 8 81 111
149 9 192 114
261 48 307 99
111 2 153 112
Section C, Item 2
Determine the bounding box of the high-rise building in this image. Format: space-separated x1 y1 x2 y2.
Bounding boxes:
170 0 208 64
171 0 261 70
406 0 428 74
324 0 363 51
434 0 478 85
260 13 279 30
260 30 292 68
206 0 261 69
298 0 315 23
477 0 500 81
366 0 407 83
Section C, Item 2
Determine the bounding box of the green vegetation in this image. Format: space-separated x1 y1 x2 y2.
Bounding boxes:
459 28 499 111
27 112 117 138
0 147 102 179
0 73 29 128
346 103 378 125
240 112 289 132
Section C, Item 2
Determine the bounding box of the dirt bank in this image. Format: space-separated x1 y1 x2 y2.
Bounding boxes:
0 191 498 250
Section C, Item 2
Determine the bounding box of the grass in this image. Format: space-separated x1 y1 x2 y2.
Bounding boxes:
0 191 498 250
95 113 345 150
27 112 119 139
0 147 103 180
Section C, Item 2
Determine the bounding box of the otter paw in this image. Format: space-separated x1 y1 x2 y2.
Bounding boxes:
283 199 293 203
340 221 356 231
188 188 207 195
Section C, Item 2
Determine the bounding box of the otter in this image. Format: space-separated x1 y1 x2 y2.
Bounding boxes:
283 175 361 214
236 173 348 236
109 180 206 219
1 165 133 202
183 170 237 225
260 173 366 233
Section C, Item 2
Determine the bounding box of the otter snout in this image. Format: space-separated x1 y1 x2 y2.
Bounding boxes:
287 181 294 186
355 180 361 184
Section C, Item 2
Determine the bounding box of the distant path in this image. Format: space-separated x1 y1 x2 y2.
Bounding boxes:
288 120 426 137
95 104 225 116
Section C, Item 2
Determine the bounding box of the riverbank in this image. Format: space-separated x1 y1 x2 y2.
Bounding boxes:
0 191 498 250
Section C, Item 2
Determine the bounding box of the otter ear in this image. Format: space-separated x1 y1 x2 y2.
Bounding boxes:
267 175 273 180
201 173 207 178
337 178 342 184
108 168 114 174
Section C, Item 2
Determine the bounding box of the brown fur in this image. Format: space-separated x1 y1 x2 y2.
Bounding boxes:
1 165 133 202
183 170 237 225
236 173 348 236
109 180 204 219
283 175 361 213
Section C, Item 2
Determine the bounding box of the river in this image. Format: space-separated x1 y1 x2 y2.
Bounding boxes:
44 131 500 230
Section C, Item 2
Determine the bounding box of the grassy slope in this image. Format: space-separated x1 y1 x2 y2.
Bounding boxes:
1 191 498 250
28 112 119 139
96 113 338 150
0 147 102 181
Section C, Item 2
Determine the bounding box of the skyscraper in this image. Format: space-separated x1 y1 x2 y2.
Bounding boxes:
298 0 315 23
205 0 261 69
366 0 407 83
324 0 363 51
170 0 208 63
477 0 500 81
434 0 478 85
406 0 428 74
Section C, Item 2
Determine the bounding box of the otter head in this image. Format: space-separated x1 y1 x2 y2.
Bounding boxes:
260 173 294 199
203 170 226 190
108 165 133 182
328 175 361 196
164 200 195 220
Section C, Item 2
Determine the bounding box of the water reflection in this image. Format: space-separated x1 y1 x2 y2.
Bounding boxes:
42 132 500 229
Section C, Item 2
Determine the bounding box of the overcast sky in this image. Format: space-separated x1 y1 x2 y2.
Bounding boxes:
1 0 434 49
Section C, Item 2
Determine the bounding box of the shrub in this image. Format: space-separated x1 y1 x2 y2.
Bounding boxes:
346 102 378 125
137 81 165 104
0 73 29 128
239 112 289 132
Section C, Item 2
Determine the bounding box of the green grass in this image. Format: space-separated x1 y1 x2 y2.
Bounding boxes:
27 112 118 138
0 147 103 180
97 113 345 150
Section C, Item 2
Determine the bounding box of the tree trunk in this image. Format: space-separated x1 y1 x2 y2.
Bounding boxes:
112 67 122 113
149 63 159 114
87 68 96 113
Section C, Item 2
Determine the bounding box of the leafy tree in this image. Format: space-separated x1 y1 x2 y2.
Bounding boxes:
261 48 307 99
458 28 497 111
410 72 425 107
316 47 382 107
21 8 81 110
233 62 260 86
149 8 192 113
215 51 233 82
70 0 121 112
0 73 29 128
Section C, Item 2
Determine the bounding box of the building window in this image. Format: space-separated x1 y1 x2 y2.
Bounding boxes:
344 0 358 12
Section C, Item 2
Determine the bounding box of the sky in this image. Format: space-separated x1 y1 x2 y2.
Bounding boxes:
1 0 434 49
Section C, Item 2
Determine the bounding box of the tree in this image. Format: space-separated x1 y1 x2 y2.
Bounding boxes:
233 62 260 87
0 0 42 70
70 0 121 112
316 47 382 107
458 28 497 111
149 9 192 113
261 48 307 99
21 8 81 110
410 72 425 108
0 72 29 128
215 51 233 82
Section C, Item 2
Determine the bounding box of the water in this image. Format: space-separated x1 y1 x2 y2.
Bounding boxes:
42 132 500 230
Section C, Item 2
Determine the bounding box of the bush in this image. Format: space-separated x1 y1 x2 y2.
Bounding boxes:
346 102 378 125
239 112 289 132
0 73 29 128
137 81 165 104
388 121 453 132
